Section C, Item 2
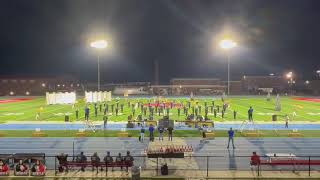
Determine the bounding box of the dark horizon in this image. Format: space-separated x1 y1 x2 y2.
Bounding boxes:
1 0 320 84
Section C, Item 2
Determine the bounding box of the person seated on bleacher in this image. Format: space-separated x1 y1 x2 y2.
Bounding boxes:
124 151 134 172
57 153 68 172
91 152 100 172
15 160 28 173
115 153 123 171
31 160 46 175
76 152 87 172
0 160 9 175
250 152 261 169
104 151 114 171
161 163 168 175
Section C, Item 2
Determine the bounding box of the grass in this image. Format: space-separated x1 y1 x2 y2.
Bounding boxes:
1 130 320 137
0 96 319 123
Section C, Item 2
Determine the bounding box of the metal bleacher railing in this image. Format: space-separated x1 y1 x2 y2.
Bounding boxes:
1 154 320 177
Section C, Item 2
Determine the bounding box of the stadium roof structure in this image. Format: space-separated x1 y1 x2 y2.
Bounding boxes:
170 78 221 81
150 84 226 88
242 75 283 79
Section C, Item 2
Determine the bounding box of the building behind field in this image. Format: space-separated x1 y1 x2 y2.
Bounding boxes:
146 78 227 96
241 75 287 94
170 78 226 95
0 75 317 96
0 75 82 96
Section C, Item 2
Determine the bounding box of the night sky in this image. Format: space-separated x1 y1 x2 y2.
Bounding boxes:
1 0 320 83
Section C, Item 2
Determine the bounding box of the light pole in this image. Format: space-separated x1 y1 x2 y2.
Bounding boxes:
219 39 237 95
90 40 108 91
286 72 295 95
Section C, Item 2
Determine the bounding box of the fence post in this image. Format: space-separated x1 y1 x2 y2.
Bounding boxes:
156 157 159 176
206 156 209 177
72 141 75 161
309 156 311 177
54 156 57 176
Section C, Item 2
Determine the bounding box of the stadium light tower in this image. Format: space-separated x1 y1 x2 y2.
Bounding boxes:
286 71 295 95
90 40 108 91
219 39 237 95
317 70 320 78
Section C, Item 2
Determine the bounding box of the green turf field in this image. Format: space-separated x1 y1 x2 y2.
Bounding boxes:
0 96 319 123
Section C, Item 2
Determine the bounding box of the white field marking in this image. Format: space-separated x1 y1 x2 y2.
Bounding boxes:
53 112 73 116
15 104 69 120
245 98 313 120
208 113 228 115
2 112 25 116
307 113 320 115
107 113 125 116
257 112 275 116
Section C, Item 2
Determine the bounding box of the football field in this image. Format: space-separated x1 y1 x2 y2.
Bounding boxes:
0 96 320 123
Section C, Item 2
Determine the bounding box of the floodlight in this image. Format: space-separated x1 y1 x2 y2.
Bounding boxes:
305 80 310 84
41 83 46 87
26 91 30 95
219 39 237 50
286 72 293 79
219 39 237 95
90 40 108 49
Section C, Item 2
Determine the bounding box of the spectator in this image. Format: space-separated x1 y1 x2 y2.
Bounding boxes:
15 160 28 173
161 163 168 175
250 152 261 170
91 152 100 172
167 126 174 141
31 160 46 175
0 160 9 173
140 126 145 142
124 151 134 172
57 153 68 172
115 153 123 171
76 152 87 172
227 128 235 149
104 151 113 171
158 126 164 141
149 125 155 142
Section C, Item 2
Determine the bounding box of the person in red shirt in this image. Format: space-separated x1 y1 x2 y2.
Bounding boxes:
0 160 9 173
250 152 261 167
